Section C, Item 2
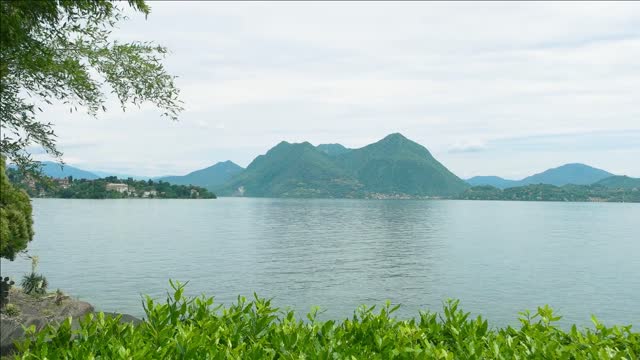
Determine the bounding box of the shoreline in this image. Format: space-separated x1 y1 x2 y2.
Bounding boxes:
0 289 140 355
29 195 639 203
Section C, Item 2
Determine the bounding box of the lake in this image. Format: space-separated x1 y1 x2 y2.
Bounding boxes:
1 198 638 328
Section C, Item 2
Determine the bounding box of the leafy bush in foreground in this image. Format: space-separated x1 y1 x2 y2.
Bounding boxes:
16 281 640 359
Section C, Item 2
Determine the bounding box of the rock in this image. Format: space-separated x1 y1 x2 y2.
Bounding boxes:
0 317 24 355
0 290 94 355
0 289 144 355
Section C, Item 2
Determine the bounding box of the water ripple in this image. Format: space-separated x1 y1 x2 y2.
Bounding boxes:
1 198 638 327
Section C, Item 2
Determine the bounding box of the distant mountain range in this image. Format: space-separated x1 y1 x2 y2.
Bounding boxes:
465 176 519 189
14 135 638 199
30 161 100 180
466 163 614 189
216 133 469 198
157 161 244 191
8 161 157 180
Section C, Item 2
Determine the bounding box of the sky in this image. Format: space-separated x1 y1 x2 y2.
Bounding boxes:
33 1 640 179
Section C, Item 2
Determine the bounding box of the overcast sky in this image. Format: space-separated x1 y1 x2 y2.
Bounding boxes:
35 2 640 179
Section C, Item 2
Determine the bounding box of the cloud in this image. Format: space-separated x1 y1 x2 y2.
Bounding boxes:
24 146 48 155
490 130 640 152
448 141 488 154
441 130 640 178
24 2 640 177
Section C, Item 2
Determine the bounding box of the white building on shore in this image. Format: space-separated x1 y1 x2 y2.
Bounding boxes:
142 190 157 198
106 183 129 193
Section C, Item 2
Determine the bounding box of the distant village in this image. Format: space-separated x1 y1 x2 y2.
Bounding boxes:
10 171 214 199
104 182 199 198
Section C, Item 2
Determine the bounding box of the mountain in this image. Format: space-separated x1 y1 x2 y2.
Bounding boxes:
334 133 469 196
466 176 519 189
38 161 99 180
467 163 615 189
218 142 362 198
218 133 468 198
519 163 613 186
595 175 640 190
316 143 351 156
159 161 244 191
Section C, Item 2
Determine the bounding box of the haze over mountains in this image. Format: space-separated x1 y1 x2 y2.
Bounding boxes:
467 163 614 189
18 162 155 181
13 161 101 180
25 133 638 198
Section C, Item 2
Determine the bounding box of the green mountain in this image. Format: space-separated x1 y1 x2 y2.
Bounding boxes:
218 133 467 198
316 143 351 156
159 161 244 191
595 175 640 190
218 142 363 198
334 133 468 196
519 163 613 186
466 176 519 189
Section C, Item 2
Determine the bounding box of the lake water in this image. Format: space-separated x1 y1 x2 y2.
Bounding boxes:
1 198 639 328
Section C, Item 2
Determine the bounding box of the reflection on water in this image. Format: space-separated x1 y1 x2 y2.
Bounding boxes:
1 198 638 327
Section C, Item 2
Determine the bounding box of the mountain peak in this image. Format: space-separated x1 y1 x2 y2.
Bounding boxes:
213 160 242 169
271 141 318 151
159 160 244 191
556 163 594 169
364 133 435 160
519 163 613 186
382 133 408 142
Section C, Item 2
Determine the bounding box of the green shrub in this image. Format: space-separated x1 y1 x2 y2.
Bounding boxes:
0 157 34 261
20 273 48 295
3 303 20 317
15 281 640 359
